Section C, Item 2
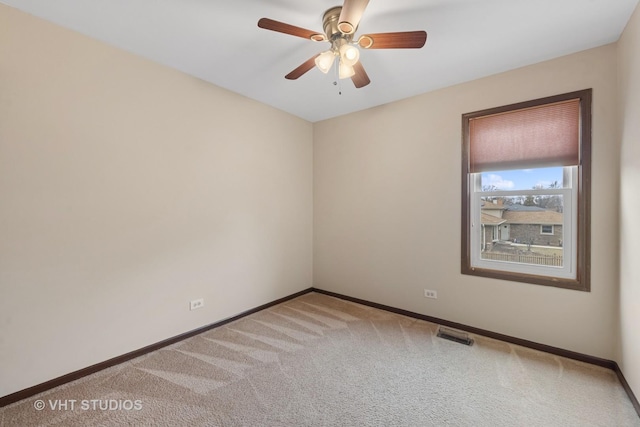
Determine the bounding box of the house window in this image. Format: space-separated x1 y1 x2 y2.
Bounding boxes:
540 225 554 235
461 89 591 291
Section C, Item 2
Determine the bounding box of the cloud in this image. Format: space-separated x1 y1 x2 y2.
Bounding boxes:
484 174 514 190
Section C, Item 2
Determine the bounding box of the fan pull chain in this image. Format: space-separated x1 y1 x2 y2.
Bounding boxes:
334 57 342 95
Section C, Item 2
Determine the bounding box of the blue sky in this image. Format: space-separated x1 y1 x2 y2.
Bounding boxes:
481 167 563 191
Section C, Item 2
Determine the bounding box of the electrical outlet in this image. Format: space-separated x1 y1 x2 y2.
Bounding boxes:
424 289 438 299
190 298 204 311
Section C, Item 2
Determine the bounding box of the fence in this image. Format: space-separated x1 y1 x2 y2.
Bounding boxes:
481 252 563 267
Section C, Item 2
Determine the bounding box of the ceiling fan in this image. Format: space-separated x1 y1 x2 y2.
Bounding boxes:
257 0 427 88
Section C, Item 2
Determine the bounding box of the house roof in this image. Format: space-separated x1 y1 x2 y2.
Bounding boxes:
502 210 563 225
481 212 507 225
505 204 546 212
480 202 563 225
480 201 506 210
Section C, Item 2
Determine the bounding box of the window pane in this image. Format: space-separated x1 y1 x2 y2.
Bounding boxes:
480 195 564 268
480 167 564 191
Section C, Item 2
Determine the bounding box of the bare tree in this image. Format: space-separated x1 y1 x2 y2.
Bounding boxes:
534 181 563 212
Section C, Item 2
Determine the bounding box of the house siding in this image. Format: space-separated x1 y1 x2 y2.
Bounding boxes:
510 224 563 246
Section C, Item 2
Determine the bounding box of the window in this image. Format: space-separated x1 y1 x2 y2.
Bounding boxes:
540 225 554 235
461 89 591 291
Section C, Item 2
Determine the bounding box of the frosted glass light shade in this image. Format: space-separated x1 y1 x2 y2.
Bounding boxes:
339 44 360 67
339 61 355 79
315 50 336 74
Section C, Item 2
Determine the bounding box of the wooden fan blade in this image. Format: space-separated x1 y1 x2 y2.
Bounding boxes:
351 62 370 88
258 18 325 41
285 55 320 80
358 31 427 49
338 0 370 34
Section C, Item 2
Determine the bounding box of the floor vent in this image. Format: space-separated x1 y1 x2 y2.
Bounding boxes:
437 326 474 346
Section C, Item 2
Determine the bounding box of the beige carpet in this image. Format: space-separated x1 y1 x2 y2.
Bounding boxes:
1 292 638 426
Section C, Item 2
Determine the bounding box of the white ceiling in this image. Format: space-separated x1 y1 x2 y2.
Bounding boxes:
2 0 638 122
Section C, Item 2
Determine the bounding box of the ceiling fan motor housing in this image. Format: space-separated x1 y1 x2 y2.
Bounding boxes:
323 7 355 46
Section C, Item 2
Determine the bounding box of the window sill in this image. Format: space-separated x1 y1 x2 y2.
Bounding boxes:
461 265 589 291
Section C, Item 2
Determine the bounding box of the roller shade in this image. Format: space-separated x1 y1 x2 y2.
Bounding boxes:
469 99 580 173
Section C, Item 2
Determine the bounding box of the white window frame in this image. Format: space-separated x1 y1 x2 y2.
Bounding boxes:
469 167 577 280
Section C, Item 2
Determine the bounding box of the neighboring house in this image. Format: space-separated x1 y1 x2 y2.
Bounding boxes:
481 211 506 250
503 208 563 247
480 201 563 249
480 200 506 250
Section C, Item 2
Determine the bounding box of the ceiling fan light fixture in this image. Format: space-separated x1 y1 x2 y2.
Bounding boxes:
257 0 426 89
315 50 336 74
339 44 360 67
338 61 355 79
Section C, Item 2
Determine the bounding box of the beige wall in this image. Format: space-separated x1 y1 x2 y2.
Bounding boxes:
2 0 639 403
618 1 640 401
0 5 313 397
314 44 620 359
